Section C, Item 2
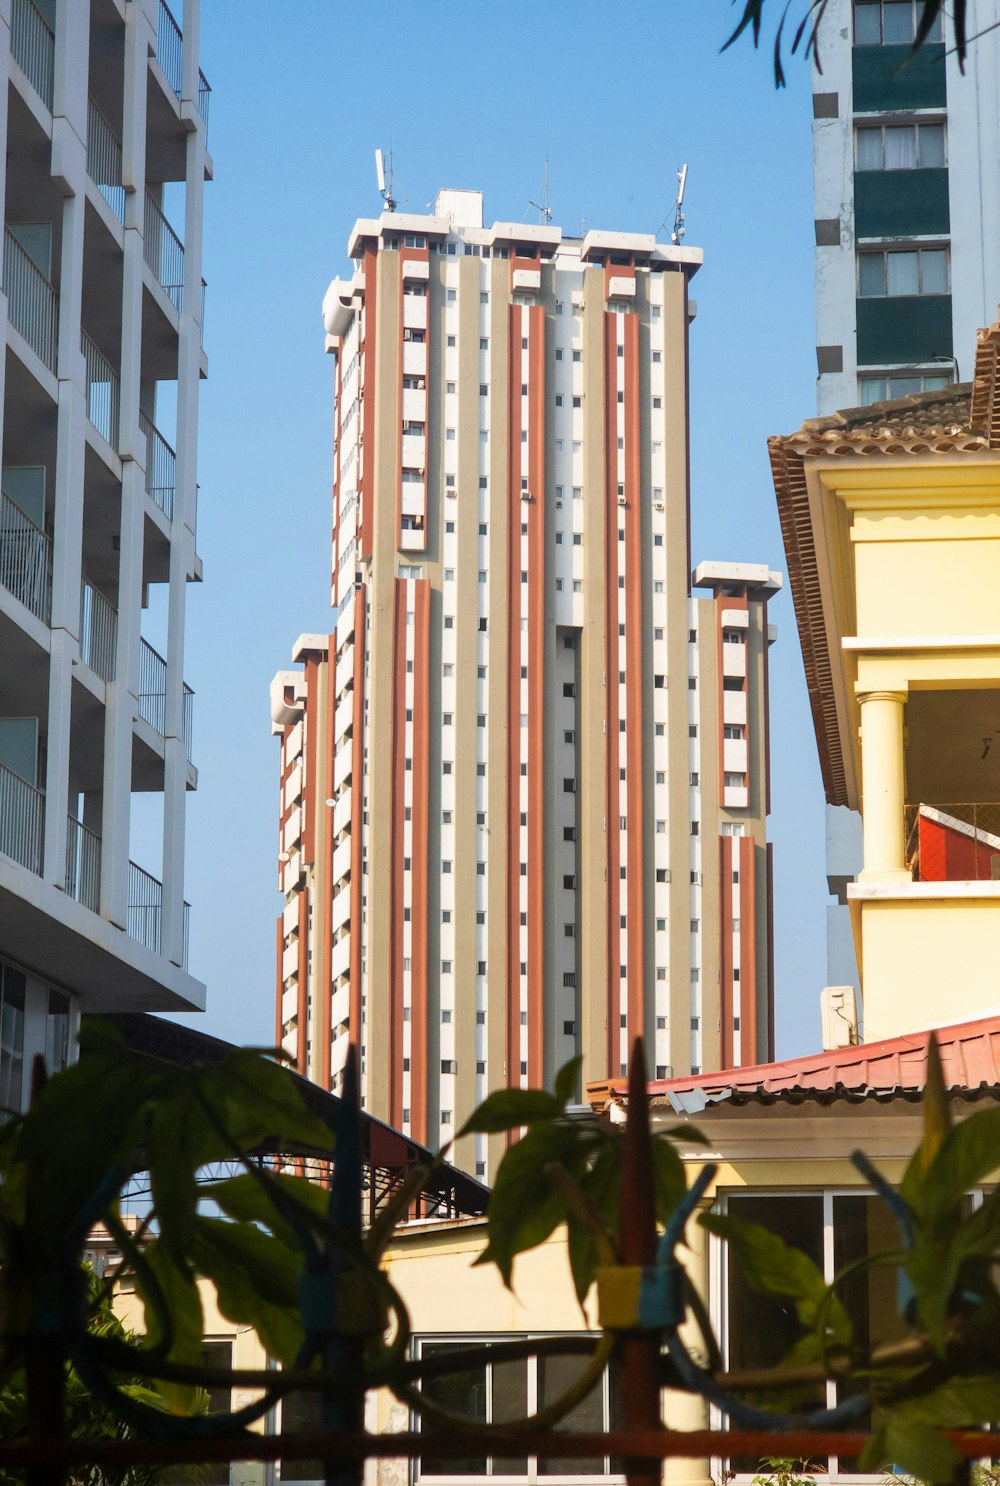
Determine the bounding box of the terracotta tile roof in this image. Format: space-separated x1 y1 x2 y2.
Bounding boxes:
769 316 1000 807
587 1015 1000 1113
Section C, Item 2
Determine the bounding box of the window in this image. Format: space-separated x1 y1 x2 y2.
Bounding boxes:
859 370 951 405
479 337 489 350
858 246 949 297
0 964 25 1113
414 1337 623 1479
856 121 945 171
853 0 942 44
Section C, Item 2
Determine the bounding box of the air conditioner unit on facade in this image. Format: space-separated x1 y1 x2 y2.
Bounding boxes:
820 984 859 1050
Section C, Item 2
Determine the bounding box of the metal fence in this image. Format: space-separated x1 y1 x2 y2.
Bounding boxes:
81 329 120 449
156 0 183 96
905 801 1000 882
65 816 101 914
144 191 185 312
198 70 211 130
127 860 162 955
4 227 58 372
86 97 125 223
0 488 52 624
0 763 43 876
138 410 176 520
80 578 117 682
11 0 54 111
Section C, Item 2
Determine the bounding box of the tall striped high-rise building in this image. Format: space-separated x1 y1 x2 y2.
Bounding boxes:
272 190 779 1177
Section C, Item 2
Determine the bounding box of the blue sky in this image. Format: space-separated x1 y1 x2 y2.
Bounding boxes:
175 1 826 1059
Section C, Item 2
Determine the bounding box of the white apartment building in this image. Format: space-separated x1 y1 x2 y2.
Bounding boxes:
813 0 1000 413
0 0 209 1104
273 190 781 1179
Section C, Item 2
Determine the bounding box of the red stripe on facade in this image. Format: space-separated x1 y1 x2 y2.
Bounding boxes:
359 244 378 564
348 586 367 1064
390 582 407 1126
739 835 757 1065
332 337 343 598
603 313 621 1074
319 634 336 1091
302 658 319 866
526 304 545 1088
765 842 775 1061
409 582 431 1142
505 303 522 1090
622 313 645 1039
275 912 284 1049
296 886 309 1076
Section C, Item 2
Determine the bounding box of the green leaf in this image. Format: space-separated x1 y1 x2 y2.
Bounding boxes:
458 1088 562 1137
659 1124 713 1148
568 1140 619 1304
700 1212 851 1345
555 1057 583 1107
651 1136 686 1226
894 1374 1000 1428
902 1104 1000 1234
205 1049 336 1154
191 1216 303 1365
136 1239 205 1414
864 1415 961 1485
475 1122 581 1286
210 1171 330 1252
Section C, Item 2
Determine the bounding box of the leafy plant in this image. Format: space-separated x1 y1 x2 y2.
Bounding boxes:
723 0 969 88
751 1457 821 1486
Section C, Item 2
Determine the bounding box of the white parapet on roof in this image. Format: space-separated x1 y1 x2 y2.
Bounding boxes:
692 560 783 593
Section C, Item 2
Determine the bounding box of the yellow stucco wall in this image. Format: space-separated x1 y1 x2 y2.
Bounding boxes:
855 891 1000 1041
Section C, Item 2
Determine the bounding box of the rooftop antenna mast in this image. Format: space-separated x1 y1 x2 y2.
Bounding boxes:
374 148 396 213
528 156 553 225
671 163 688 245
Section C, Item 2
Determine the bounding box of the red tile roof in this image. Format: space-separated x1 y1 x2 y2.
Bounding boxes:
587 1016 1000 1113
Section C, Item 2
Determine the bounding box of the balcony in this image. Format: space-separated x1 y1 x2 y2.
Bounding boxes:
127 858 190 968
0 487 52 625
86 98 125 224
0 763 43 876
79 577 117 682
139 411 176 520
156 0 211 133
144 191 184 312
4 227 58 374
65 815 100 914
11 0 54 112
138 637 194 762
81 330 120 450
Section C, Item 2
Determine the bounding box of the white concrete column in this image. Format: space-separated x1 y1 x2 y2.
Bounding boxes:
858 690 910 882
663 1209 713 1486
101 459 145 927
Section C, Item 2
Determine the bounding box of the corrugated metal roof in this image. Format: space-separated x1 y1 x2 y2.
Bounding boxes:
587 1016 1000 1113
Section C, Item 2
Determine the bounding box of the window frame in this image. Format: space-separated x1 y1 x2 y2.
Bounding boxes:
856 244 950 298
411 1333 623 1484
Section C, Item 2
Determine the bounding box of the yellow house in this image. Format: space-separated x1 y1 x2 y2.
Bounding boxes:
770 318 1000 1041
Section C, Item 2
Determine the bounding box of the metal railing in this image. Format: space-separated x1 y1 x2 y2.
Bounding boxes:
905 801 1000 883
79 577 117 682
183 900 191 969
138 637 167 736
198 70 211 130
4 227 58 372
143 191 184 312
156 0 183 97
11 0 54 111
65 816 101 914
81 330 120 449
183 684 194 762
127 860 162 955
0 488 52 624
86 97 125 223
0 763 43 876
138 410 176 520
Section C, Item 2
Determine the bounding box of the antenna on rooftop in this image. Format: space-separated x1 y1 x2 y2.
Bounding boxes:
528 156 553 225
374 148 396 213
671 163 688 245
